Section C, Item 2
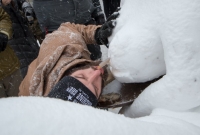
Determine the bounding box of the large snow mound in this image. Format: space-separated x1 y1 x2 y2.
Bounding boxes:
108 0 200 117
1 97 200 135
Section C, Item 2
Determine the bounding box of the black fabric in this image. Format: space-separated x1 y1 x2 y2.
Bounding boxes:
8 37 39 78
33 0 103 60
91 0 105 25
33 0 96 33
0 33 8 52
2 1 39 78
94 13 105 25
48 76 98 107
103 0 120 19
87 44 101 60
83 0 103 61
15 0 26 9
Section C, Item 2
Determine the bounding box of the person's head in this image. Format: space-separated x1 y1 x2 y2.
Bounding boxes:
48 62 108 107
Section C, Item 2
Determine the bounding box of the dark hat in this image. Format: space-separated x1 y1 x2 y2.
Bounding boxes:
48 76 98 107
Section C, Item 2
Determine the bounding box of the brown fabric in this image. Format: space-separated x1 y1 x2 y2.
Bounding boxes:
0 69 23 97
29 19 44 43
0 7 12 38
19 22 101 96
0 7 20 80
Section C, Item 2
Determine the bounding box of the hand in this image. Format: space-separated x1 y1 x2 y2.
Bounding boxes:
94 11 119 47
106 7 121 22
0 33 8 52
1 0 11 5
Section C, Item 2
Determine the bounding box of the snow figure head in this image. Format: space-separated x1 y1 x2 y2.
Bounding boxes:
108 0 200 117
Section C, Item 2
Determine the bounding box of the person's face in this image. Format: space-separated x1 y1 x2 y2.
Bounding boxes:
2 0 12 5
70 66 104 98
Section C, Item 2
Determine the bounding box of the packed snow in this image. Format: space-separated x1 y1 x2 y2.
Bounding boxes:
108 0 200 118
1 97 200 135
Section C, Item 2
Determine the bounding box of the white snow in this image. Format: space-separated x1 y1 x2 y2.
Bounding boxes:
1 97 200 135
108 0 200 118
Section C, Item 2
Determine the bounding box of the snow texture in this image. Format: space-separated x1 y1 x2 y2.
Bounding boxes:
108 0 200 118
1 97 200 135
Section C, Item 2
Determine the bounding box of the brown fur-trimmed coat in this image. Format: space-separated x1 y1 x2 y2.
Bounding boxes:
19 22 100 96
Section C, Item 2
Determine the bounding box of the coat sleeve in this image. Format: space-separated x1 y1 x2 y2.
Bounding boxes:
60 22 101 45
0 7 12 39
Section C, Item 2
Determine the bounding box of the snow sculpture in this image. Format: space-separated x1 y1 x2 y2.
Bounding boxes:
1 97 200 135
109 0 200 117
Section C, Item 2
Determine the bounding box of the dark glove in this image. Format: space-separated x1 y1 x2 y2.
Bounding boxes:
22 2 35 25
0 33 8 52
94 12 119 47
106 7 121 22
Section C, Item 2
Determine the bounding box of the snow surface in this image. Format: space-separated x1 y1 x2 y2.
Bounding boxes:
108 0 200 118
1 97 200 135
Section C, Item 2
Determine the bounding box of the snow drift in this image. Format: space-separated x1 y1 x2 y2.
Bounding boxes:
108 0 200 117
0 97 200 135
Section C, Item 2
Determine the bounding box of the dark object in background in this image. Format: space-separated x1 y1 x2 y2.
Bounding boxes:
0 33 8 52
91 0 105 25
103 0 121 19
2 1 39 78
33 0 104 60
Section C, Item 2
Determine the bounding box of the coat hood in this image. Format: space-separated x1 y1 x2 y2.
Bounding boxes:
19 22 100 96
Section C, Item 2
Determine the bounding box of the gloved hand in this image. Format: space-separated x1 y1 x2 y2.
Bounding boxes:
106 7 121 22
94 11 119 47
0 33 8 52
22 2 35 25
